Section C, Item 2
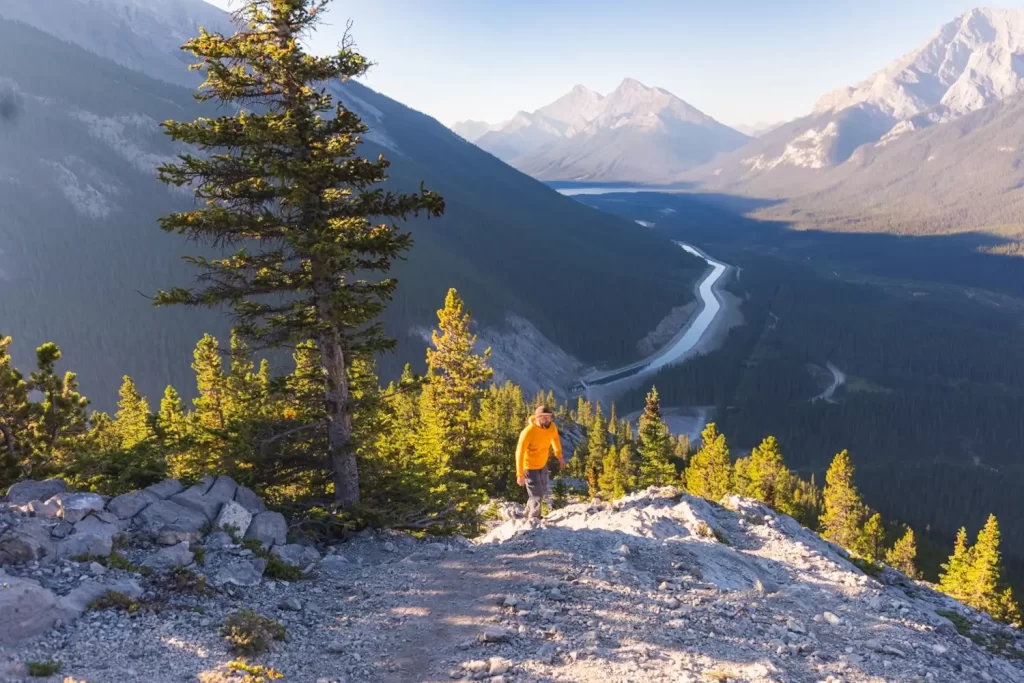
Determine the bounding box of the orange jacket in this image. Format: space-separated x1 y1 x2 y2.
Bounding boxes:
516 417 563 477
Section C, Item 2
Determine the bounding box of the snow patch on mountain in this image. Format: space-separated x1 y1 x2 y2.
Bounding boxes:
332 82 397 153
72 112 179 175
815 8 1024 120
44 159 116 219
743 121 839 171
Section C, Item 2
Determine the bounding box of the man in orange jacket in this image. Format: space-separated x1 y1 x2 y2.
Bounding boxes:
516 405 565 521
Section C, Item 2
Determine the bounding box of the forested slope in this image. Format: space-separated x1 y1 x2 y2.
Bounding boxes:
0 20 702 411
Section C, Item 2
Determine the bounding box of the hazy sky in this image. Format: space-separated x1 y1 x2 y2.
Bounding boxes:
203 1 1004 128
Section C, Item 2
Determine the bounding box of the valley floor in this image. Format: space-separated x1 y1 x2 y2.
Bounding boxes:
4 491 1024 683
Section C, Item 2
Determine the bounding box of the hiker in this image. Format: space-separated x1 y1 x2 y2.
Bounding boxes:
516 405 565 521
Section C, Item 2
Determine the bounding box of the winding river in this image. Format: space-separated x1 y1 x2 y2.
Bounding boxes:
571 241 730 391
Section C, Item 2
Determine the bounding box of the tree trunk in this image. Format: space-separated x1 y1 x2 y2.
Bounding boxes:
316 330 359 507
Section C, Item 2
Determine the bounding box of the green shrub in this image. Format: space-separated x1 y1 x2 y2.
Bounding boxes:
221 610 287 655
26 661 61 677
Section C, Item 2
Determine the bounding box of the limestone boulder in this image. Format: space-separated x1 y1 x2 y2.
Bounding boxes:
49 492 106 524
107 489 159 519
5 479 67 506
0 520 55 565
144 479 184 500
0 576 63 646
243 511 287 548
215 501 252 538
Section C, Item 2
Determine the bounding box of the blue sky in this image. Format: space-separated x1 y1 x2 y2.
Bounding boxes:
203 1 1003 128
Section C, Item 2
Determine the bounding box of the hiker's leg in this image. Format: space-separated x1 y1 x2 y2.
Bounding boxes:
525 469 543 520
539 467 550 518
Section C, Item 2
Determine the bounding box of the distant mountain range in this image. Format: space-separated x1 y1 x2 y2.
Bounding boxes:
466 79 749 183
691 6 1024 234
0 0 703 411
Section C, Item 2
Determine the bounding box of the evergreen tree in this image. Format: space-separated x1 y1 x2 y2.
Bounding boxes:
27 343 88 473
575 396 592 430
608 403 618 439
0 336 31 483
586 405 608 489
791 474 824 530
192 334 227 431
113 376 153 449
597 444 622 499
964 515 1007 617
637 388 675 487
747 436 796 515
226 330 263 422
733 455 752 497
618 442 637 496
155 0 443 506
158 386 188 443
478 381 527 500
820 450 867 551
885 527 919 578
858 512 886 561
939 527 972 601
419 289 493 510
684 423 733 501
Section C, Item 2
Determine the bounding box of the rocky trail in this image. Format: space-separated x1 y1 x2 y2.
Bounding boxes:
2 480 1023 682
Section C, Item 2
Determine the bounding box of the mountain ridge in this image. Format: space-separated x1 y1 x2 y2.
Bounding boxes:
474 78 748 182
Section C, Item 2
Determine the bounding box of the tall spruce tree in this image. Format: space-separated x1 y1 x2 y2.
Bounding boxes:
820 450 867 551
858 512 886 561
746 436 797 516
637 388 675 487
0 336 31 482
114 376 153 449
586 405 608 491
419 289 492 509
886 526 919 579
684 423 733 501
155 0 444 506
192 334 227 432
597 444 622 500
28 343 88 474
939 527 973 601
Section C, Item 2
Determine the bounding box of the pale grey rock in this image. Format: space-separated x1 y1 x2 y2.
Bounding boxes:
141 541 193 570
214 560 264 587
233 485 266 514
205 531 235 550
144 479 184 500
107 489 158 519
215 500 252 538
60 578 142 617
155 526 203 546
170 485 222 521
5 479 66 505
271 543 320 568
244 511 287 548
49 521 72 539
134 499 207 536
478 627 512 643
23 499 60 519
89 561 106 576
0 576 63 646
0 520 54 564
279 597 302 611
320 555 352 576
57 533 112 560
205 475 238 504
49 492 106 524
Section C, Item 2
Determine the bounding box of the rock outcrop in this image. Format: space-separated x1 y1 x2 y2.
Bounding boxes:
1 482 1022 683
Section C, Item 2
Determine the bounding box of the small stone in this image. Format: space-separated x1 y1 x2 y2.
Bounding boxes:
932 644 948 655
786 617 806 634
616 544 631 556
320 555 352 576
325 641 346 654
279 598 303 612
49 492 106 524
754 577 780 594
463 661 488 674
488 658 510 675
141 541 194 570
271 543 321 568
478 627 511 643
665 598 681 610
823 611 842 625
205 531 235 550
89 561 106 576
503 594 518 607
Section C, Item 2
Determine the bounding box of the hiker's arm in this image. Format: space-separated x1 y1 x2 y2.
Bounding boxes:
553 427 564 467
515 427 528 480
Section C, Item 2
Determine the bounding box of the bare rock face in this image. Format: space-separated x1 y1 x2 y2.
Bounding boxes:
244 511 287 548
141 541 194 570
5 479 67 506
106 489 159 519
134 499 208 538
0 576 64 646
0 520 54 564
143 479 184 500
214 501 252 538
48 492 106 524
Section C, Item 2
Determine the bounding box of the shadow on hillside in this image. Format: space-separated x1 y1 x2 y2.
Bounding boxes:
573 189 1024 301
